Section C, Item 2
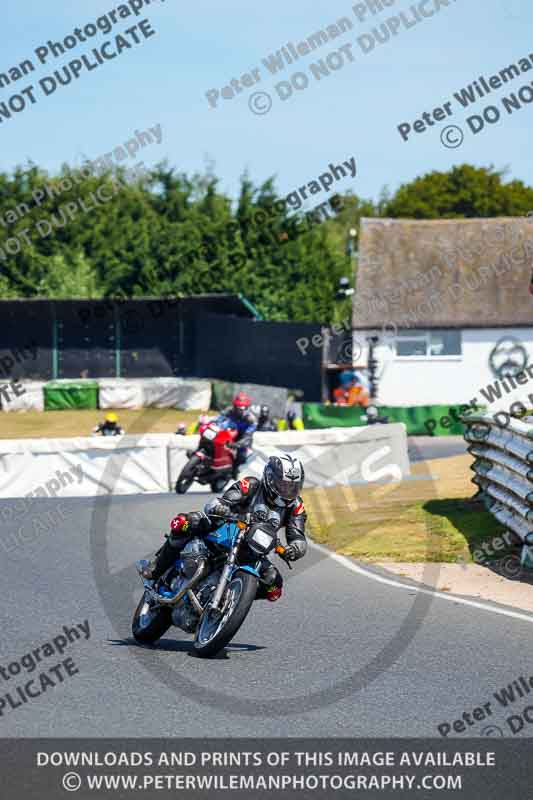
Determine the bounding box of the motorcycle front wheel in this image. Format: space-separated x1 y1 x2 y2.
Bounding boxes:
175 454 202 494
193 571 258 658
132 591 172 644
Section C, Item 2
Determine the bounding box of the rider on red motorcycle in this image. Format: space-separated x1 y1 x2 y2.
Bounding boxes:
141 454 307 601
216 392 257 478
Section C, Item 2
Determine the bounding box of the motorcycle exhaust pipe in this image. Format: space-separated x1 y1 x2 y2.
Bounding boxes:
144 559 208 607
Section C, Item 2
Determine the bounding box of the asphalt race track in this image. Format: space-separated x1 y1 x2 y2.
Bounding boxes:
408 436 468 462
1 492 532 740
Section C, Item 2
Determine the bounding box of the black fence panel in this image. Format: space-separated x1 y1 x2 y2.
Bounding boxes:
0 301 53 379
194 314 322 399
0 300 324 399
118 301 194 378
57 301 116 378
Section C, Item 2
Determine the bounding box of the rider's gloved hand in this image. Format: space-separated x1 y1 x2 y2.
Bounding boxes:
189 511 210 530
283 540 307 561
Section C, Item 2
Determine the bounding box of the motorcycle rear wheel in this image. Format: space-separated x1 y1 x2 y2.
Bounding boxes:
175 454 202 494
193 571 258 658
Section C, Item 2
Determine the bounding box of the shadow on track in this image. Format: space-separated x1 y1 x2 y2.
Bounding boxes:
107 638 266 660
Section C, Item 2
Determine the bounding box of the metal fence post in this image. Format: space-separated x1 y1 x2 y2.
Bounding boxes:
114 302 121 378
51 302 58 379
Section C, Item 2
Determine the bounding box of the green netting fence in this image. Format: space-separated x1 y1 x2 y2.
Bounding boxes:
302 403 486 436
44 381 99 411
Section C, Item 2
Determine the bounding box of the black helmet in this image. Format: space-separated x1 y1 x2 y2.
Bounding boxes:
263 454 304 506
260 404 270 418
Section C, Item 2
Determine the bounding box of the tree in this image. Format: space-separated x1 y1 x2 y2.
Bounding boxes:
0 160 531 322
383 164 533 219
35 252 104 298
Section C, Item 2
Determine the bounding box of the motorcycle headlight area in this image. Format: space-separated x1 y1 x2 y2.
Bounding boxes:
247 526 276 555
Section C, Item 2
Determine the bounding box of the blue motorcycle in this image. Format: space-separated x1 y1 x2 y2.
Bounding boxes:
132 509 290 658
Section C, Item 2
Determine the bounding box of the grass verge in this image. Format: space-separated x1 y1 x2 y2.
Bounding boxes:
0 408 208 439
302 454 515 564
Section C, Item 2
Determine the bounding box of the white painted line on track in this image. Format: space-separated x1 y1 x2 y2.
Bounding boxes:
309 540 533 625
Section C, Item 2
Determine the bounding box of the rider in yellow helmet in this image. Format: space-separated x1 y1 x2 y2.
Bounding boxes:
93 411 123 436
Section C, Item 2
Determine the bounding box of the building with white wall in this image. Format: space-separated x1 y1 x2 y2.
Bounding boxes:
352 217 533 410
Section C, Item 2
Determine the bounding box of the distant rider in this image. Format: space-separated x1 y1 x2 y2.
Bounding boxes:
93 412 123 436
256 404 276 432
140 454 307 602
216 392 257 478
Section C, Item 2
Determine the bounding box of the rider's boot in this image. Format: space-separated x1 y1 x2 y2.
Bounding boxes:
265 583 282 602
232 450 246 480
259 562 283 602
138 538 178 581
138 521 191 581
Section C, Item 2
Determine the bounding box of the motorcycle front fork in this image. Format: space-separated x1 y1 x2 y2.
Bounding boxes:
209 532 245 612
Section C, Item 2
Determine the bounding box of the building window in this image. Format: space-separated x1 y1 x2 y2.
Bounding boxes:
394 330 462 358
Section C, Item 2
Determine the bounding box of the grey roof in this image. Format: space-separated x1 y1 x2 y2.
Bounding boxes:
353 217 533 330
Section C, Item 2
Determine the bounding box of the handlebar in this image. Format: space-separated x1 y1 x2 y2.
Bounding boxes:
275 544 293 569
209 512 251 526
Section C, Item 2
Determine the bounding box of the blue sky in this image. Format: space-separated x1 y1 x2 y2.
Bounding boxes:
1 0 531 210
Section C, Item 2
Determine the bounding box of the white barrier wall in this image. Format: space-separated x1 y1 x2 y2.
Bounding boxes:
0 434 172 498
0 424 409 499
2 382 45 412
96 378 212 410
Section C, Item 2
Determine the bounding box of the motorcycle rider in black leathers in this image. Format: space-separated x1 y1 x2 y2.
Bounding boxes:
140 454 307 601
